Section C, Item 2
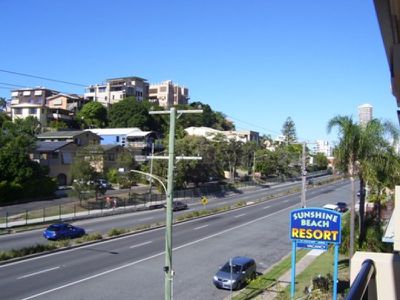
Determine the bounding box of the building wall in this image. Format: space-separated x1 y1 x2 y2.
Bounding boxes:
149 80 189 108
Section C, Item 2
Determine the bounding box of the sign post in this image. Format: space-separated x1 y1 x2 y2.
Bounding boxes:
289 207 342 299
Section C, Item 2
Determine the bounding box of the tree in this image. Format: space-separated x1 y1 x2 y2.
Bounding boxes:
76 101 107 129
281 117 297 144
0 97 6 111
313 153 329 171
0 132 56 202
108 97 157 130
327 116 399 256
327 116 360 260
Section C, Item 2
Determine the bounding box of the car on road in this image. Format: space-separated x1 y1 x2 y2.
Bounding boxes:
164 201 188 211
213 256 257 290
336 202 348 213
43 223 86 240
323 204 340 212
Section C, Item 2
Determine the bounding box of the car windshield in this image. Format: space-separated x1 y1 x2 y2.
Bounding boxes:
220 263 242 273
47 225 63 231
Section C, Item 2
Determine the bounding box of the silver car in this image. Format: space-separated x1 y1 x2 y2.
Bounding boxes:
213 256 256 290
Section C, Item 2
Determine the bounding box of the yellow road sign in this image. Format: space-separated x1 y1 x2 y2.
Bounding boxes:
201 196 208 205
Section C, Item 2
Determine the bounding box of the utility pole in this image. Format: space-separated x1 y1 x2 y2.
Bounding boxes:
148 142 155 196
301 141 307 208
149 107 202 300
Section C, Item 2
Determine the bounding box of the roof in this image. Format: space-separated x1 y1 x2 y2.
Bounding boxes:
127 131 153 137
37 130 89 139
86 128 141 136
36 141 73 152
106 76 148 82
46 93 81 100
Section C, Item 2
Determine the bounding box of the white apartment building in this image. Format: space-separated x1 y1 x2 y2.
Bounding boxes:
358 103 373 125
148 80 189 108
184 126 259 143
84 76 149 107
312 140 332 157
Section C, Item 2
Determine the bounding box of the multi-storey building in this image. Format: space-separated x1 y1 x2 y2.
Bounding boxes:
312 140 332 157
148 80 189 108
184 126 259 143
84 76 149 107
10 87 84 127
10 87 59 125
358 103 373 125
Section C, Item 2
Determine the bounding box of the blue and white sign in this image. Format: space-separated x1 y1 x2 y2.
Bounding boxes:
290 208 342 245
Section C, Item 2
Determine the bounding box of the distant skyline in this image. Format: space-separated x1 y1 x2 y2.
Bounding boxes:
1 1 398 143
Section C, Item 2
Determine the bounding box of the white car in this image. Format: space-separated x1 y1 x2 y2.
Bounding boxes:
323 204 339 211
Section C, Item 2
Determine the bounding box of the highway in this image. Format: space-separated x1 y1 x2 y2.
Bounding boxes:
0 179 351 300
0 179 327 251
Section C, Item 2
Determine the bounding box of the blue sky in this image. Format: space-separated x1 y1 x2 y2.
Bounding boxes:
0 1 397 143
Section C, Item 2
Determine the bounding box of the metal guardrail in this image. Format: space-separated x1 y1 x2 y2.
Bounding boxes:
346 259 377 300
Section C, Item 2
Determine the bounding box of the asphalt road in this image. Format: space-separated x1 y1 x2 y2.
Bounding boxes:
0 179 351 300
1 178 329 251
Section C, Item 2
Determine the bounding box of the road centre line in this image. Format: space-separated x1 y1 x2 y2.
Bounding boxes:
193 225 209 230
17 266 60 280
138 217 154 221
262 206 270 209
129 241 152 249
5 180 349 269
1 186 311 268
20 201 302 300
234 213 246 218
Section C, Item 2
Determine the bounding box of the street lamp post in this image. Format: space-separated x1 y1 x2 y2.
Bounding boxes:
149 107 202 300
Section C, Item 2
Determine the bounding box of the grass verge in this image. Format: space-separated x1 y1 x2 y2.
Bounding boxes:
232 249 307 300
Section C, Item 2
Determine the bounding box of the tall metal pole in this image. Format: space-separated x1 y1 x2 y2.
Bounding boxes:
149 142 155 195
149 108 202 300
165 107 176 300
301 142 306 208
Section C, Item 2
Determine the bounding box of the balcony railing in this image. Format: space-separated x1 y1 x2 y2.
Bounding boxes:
346 259 377 300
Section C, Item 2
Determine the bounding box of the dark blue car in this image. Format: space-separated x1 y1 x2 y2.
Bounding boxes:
43 223 85 240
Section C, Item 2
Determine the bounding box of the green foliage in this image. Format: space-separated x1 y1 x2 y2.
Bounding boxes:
108 97 161 130
313 152 329 171
281 116 297 143
48 120 68 130
0 126 57 202
108 228 128 237
76 101 107 128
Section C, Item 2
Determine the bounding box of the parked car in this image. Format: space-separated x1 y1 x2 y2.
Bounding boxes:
323 204 340 212
96 179 112 190
43 223 85 240
213 256 257 290
164 201 188 211
336 202 348 213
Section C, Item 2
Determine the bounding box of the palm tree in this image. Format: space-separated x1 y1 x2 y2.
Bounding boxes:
327 116 360 260
328 116 399 257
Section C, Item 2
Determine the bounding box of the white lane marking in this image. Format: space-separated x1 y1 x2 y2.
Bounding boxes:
262 206 270 210
20 201 306 300
138 217 154 221
17 266 60 280
234 213 246 218
129 241 152 249
193 225 209 230
283 199 290 203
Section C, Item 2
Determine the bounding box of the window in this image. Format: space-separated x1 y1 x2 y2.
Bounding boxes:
52 152 59 159
23 91 31 96
29 108 37 114
34 90 43 96
160 86 167 92
107 153 115 161
14 108 22 115
99 87 106 93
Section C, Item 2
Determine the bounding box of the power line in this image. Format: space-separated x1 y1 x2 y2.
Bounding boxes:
0 69 87 87
0 82 26 88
